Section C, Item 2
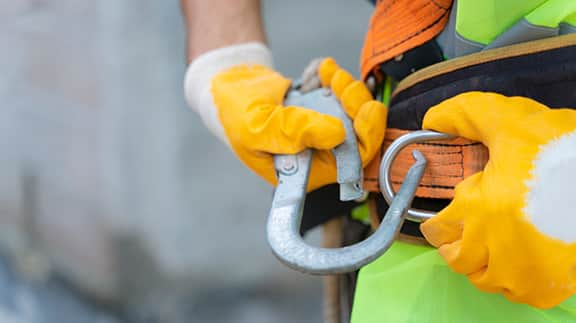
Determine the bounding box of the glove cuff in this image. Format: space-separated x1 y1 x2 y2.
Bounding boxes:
184 42 274 143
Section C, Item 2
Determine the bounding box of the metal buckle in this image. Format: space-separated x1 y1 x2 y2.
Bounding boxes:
379 130 454 222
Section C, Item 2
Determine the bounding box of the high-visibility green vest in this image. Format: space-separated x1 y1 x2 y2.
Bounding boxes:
459 0 576 45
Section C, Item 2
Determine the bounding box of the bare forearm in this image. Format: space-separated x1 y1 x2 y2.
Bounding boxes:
181 0 267 63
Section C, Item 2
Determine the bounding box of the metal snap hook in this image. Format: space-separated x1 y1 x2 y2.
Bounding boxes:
267 149 427 274
266 85 429 274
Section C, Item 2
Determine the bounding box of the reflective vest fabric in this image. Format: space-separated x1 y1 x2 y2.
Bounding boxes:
352 242 576 323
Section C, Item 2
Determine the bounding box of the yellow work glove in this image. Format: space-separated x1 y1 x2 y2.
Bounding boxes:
420 92 576 308
211 58 387 191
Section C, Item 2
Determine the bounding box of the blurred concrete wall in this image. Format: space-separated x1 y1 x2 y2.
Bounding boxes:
0 0 372 321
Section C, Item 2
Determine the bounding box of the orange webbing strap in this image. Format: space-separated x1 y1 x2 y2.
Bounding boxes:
360 0 453 80
363 129 488 199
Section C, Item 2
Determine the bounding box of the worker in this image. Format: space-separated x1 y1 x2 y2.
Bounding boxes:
182 0 576 322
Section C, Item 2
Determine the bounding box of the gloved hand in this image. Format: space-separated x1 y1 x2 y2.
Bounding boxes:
420 92 576 308
211 58 387 191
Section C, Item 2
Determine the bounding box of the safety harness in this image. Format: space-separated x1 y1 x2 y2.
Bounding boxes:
266 2 576 321
365 34 576 200
302 0 576 238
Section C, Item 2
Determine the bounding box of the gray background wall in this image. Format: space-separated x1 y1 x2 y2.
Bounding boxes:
0 1 373 322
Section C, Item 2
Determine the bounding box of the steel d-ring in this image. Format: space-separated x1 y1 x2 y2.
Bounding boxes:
379 130 454 222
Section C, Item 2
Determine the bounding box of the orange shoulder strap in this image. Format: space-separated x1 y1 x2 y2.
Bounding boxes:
360 0 453 79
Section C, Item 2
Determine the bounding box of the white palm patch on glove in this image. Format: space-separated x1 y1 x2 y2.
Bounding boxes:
525 130 576 243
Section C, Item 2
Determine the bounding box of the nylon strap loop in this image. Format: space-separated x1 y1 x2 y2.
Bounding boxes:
364 128 488 199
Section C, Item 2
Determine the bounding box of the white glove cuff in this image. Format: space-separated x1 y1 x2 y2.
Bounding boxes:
184 42 274 143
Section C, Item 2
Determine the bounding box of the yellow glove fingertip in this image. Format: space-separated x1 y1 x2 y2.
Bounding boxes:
341 81 375 118
331 70 357 101
318 57 339 87
421 102 460 133
353 100 387 164
353 100 387 130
